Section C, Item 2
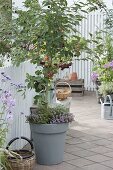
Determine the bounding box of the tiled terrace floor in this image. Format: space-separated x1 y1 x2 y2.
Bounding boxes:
34 92 113 170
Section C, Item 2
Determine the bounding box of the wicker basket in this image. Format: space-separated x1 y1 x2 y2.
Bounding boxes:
56 82 71 100
6 136 35 170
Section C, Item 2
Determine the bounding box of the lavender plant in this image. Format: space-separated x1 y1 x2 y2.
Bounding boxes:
0 72 25 169
0 90 15 169
91 72 99 82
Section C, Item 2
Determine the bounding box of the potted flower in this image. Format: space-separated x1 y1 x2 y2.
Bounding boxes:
98 82 113 101
11 0 105 165
92 59 113 101
27 104 74 165
90 32 113 103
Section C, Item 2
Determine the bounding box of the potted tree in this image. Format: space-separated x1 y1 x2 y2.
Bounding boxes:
11 0 105 165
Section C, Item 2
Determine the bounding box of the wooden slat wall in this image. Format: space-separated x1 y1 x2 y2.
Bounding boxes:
58 11 106 91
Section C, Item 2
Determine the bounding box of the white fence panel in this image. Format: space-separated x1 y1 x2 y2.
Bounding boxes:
58 11 106 91
0 61 36 149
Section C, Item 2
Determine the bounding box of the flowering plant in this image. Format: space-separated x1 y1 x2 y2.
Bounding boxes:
27 105 74 124
91 59 113 94
91 60 113 82
98 82 113 96
0 72 25 169
0 90 15 169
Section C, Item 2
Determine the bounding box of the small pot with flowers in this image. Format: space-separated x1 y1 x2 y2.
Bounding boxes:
11 0 104 166
91 59 113 103
97 60 113 100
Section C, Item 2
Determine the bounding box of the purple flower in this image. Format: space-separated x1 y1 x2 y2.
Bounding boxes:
17 83 26 89
10 82 25 89
50 113 74 124
7 97 16 108
1 72 25 89
1 72 11 81
1 78 6 82
109 61 113 68
1 90 16 109
103 63 110 68
91 72 98 82
20 112 24 115
1 72 5 75
6 112 13 121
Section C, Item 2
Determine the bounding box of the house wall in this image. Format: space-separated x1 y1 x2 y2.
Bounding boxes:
58 11 105 91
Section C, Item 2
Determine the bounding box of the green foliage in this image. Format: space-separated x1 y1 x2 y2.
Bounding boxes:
105 9 113 35
28 104 68 123
0 0 12 65
86 0 106 11
89 32 113 62
10 0 105 104
26 104 74 124
99 82 113 96
12 0 83 64
11 0 106 64
91 32 113 85
0 122 8 148
90 4 113 93
0 112 9 170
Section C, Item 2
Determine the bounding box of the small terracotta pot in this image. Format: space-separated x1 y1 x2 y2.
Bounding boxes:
69 72 77 80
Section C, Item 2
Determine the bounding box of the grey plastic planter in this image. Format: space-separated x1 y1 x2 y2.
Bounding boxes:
30 123 68 165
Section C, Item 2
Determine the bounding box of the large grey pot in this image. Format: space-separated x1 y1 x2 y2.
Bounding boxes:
30 123 68 165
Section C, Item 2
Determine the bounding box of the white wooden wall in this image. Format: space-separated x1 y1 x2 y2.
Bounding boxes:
59 11 106 91
0 61 36 149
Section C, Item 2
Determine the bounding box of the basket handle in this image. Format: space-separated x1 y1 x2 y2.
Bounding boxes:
6 136 33 151
55 81 71 92
104 95 112 104
104 95 112 117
